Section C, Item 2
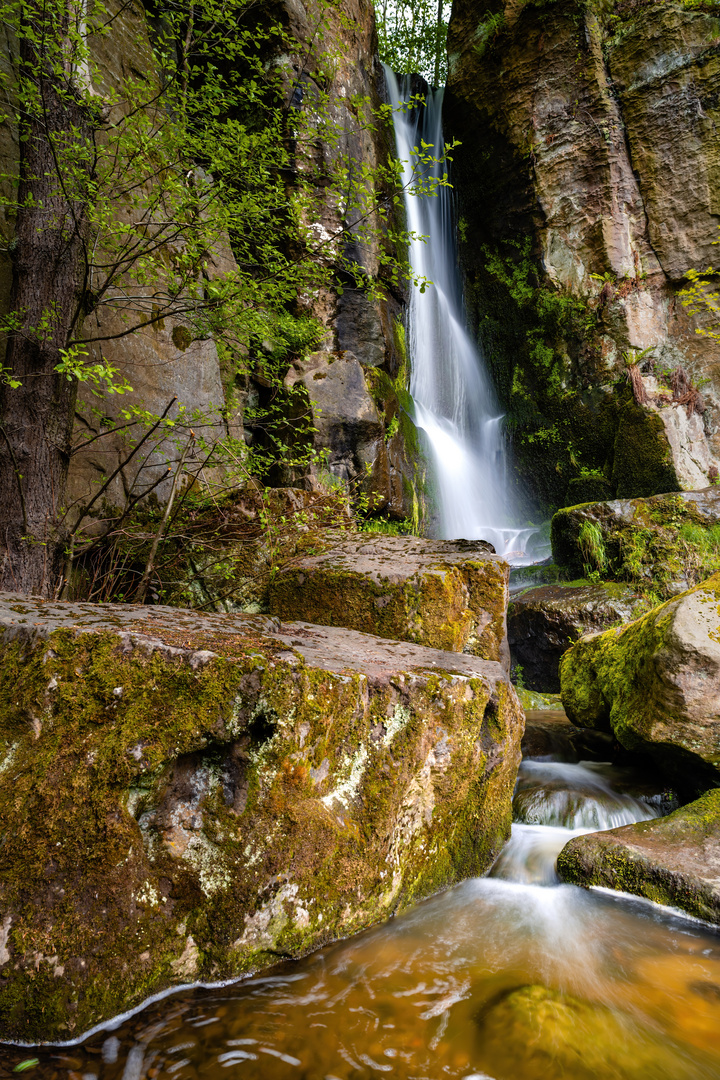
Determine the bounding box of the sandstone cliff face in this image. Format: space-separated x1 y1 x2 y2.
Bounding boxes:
446 0 720 514
1 0 417 527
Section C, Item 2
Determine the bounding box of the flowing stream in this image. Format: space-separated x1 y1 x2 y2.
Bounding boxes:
383 69 536 560
8 747 720 1079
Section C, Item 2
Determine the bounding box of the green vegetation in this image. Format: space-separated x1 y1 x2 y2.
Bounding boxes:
0 0 457 597
375 0 452 85
552 493 720 598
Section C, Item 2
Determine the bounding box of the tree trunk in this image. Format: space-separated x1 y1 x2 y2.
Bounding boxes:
0 17 93 595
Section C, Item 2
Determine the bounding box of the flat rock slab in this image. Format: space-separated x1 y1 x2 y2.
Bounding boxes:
508 582 644 692
560 572 720 791
267 534 509 664
0 595 523 1042
557 789 720 925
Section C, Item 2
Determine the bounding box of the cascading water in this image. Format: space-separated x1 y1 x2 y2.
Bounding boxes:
20 749 720 1078
383 68 537 560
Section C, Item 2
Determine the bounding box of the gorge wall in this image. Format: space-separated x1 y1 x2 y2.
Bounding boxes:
0 0 419 535
446 0 720 517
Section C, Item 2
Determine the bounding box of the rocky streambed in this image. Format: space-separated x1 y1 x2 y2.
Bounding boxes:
4 718 720 1079
3 533 720 1072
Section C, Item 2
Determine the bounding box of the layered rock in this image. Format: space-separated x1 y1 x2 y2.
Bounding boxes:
1 0 419 527
508 581 644 691
267 534 509 663
557 789 720 925
560 572 720 790
445 0 720 516
551 487 720 593
0 595 522 1042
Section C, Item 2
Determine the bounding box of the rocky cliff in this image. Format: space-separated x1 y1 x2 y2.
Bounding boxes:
0 0 418 534
446 0 720 516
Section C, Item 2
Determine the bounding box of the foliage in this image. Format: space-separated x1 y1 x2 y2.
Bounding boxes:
578 520 607 575
0 0 456 593
474 11 505 58
375 0 452 85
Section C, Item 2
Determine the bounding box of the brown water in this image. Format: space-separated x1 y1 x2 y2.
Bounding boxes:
5 759 720 1080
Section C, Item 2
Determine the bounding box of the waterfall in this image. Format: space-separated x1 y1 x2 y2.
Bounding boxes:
384 67 537 560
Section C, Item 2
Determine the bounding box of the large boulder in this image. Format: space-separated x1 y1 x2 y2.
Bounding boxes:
267 534 509 664
560 573 720 791
0 595 522 1042
551 488 720 594
508 582 644 691
557 790 720 926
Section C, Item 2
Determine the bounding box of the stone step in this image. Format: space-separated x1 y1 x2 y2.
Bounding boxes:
267 534 510 665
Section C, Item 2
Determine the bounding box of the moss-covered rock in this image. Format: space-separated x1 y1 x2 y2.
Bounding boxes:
508 581 645 692
559 572 720 791
557 789 720 925
0 595 522 1043
551 487 720 593
474 983 700 1080
268 535 509 664
611 400 681 500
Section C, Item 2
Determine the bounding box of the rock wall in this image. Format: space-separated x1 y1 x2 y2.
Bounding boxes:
445 0 720 516
0 0 419 528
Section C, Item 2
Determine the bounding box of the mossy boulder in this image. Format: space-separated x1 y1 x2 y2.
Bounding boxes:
0 595 522 1043
557 790 720 925
551 487 720 594
508 582 644 692
560 573 720 791
268 535 509 664
474 983 700 1080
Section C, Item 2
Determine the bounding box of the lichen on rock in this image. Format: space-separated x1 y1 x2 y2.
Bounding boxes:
0 595 523 1042
267 534 510 664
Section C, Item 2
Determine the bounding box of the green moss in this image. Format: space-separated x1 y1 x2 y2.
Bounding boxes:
552 491 720 595
560 573 720 785
611 400 680 498
0 607 522 1042
268 555 508 661
557 789 720 924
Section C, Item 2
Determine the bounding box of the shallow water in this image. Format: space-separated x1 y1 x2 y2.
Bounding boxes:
5 760 720 1080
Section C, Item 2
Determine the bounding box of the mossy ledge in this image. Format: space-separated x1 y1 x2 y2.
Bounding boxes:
0 596 523 1043
268 535 510 664
557 789 720 925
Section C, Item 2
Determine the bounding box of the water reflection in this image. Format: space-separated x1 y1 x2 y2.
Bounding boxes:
5 759 720 1080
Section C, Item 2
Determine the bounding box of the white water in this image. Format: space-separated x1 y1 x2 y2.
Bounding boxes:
384 68 538 560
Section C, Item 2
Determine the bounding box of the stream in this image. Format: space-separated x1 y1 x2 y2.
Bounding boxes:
6 742 720 1080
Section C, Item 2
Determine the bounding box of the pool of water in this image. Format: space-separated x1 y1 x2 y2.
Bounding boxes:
5 760 720 1080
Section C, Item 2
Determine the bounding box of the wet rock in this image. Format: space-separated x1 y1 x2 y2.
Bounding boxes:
0 594 523 1042
557 789 720 926
285 350 385 489
474 984 694 1080
521 709 615 764
267 534 509 664
551 487 720 594
508 582 644 691
560 572 720 791
445 0 720 512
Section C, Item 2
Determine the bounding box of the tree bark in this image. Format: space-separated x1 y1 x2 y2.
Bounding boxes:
0 12 94 595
